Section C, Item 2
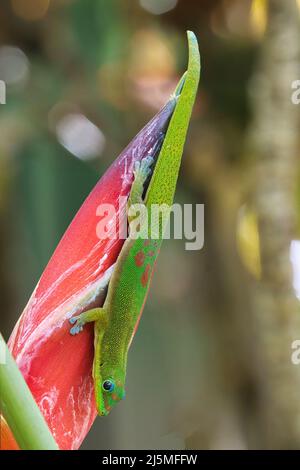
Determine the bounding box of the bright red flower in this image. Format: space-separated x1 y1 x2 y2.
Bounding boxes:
2 101 175 450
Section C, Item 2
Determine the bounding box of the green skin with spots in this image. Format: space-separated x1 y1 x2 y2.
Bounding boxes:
69 31 200 416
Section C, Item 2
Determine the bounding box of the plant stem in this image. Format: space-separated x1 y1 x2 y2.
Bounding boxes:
0 333 58 450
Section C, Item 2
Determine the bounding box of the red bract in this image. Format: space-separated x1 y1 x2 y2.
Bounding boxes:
2 100 175 450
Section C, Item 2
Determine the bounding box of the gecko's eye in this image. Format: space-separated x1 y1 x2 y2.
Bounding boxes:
102 380 115 393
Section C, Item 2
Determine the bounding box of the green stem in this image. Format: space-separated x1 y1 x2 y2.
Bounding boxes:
0 333 58 450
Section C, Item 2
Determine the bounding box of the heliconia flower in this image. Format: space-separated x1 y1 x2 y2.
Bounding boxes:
1 99 176 450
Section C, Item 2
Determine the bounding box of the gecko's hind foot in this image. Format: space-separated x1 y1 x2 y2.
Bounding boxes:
69 316 85 335
133 156 154 184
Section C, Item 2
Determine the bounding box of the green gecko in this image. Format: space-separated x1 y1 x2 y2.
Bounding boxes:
69 31 200 416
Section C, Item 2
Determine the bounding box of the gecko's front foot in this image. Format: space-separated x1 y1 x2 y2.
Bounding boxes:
69 307 105 335
69 316 85 335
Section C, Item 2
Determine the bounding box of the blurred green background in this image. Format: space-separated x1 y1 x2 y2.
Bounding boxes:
1 0 300 450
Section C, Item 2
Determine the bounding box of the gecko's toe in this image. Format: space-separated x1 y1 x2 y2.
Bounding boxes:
141 156 154 170
69 317 78 325
70 322 85 335
70 326 78 335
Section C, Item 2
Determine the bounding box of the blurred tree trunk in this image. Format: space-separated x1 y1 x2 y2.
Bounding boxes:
249 0 300 449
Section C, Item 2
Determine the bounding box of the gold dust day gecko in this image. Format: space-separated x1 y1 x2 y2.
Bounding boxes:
69 31 200 416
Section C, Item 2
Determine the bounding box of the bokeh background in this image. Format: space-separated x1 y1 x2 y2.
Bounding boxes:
1 0 300 450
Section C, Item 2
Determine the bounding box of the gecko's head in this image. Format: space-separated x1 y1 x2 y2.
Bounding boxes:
96 372 126 416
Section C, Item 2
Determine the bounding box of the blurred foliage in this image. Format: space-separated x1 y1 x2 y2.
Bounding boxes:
1 0 300 450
